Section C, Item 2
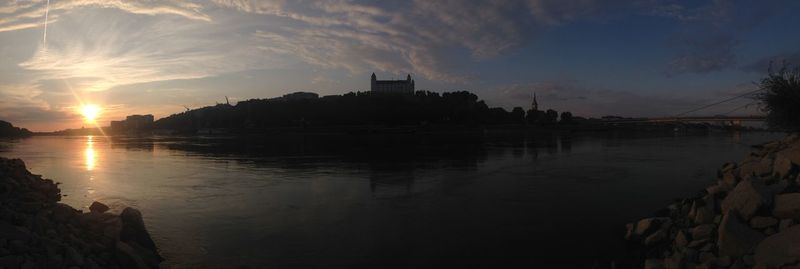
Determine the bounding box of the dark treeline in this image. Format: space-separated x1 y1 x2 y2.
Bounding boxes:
0 120 32 137
154 91 580 132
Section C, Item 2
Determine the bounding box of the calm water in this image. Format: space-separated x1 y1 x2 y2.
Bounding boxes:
0 131 783 268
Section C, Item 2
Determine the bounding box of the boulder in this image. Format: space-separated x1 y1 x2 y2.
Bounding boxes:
720 170 739 190
675 230 689 248
750 216 778 229
119 207 160 259
115 241 149 269
692 224 715 240
89 201 110 214
694 205 714 225
664 252 685 269
718 210 765 257
773 193 800 219
0 222 32 241
645 229 668 246
52 203 77 223
627 217 669 240
780 219 796 232
721 178 772 220
644 259 666 269
65 246 84 266
776 145 800 165
754 225 800 267
739 158 773 178
773 155 795 179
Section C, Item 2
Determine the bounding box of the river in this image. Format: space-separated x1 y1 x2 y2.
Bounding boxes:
0 131 783 268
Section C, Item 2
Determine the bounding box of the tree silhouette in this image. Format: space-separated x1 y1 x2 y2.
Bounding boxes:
758 63 800 131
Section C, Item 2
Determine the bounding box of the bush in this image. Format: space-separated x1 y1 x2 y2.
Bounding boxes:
758 64 800 131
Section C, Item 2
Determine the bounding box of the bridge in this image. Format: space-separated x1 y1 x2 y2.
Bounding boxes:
602 88 766 127
601 116 765 126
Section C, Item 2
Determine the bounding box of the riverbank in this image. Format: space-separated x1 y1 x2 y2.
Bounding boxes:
0 157 161 268
625 134 800 268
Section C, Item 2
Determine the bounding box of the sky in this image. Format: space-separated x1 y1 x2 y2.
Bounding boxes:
1 0 799 131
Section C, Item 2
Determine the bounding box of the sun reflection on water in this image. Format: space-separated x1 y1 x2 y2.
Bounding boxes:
85 135 96 171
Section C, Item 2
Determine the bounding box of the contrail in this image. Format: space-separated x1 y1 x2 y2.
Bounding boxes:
42 0 50 50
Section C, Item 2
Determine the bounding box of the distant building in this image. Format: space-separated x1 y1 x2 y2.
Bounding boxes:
281 92 319 100
110 114 154 134
371 73 414 94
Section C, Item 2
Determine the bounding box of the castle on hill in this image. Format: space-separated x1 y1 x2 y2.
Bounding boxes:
371 73 414 94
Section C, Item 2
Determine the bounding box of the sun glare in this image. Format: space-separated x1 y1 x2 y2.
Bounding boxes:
80 105 101 123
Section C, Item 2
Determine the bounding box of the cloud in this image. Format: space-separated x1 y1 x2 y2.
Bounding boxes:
742 51 800 73
0 0 210 32
17 6 277 92
656 0 786 75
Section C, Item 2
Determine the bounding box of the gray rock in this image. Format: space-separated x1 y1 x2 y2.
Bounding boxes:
773 155 795 179
120 207 161 262
675 230 689 248
750 216 778 229
664 252 685 269
715 255 732 267
722 162 737 172
0 255 21 269
115 241 149 269
699 252 716 263
721 178 772 220
51 203 77 223
720 170 739 190
718 210 765 257
780 219 796 232
644 259 666 269
65 246 84 266
645 229 668 246
743 254 755 266
773 193 800 219
777 145 800 165
739 158 773 178
688 239 709 248
754 225 800 267
89 201 110 214
694 205 714 224
692 224 715 240
0 222 31 241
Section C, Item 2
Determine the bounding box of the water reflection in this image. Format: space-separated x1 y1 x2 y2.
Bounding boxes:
85 136 97 171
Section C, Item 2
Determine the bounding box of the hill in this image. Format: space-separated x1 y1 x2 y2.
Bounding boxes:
0 120 32 137
153 91 573 133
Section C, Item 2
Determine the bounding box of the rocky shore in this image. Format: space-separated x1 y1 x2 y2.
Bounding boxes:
0 157 161 269
625 134 800 268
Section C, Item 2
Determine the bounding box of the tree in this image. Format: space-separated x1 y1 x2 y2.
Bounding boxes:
559 111 573 124
757 64 800 131
511 107 526 123
545 109 559 124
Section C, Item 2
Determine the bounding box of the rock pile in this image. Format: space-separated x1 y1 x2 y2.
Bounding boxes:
626 134 800 269
0 157 162 268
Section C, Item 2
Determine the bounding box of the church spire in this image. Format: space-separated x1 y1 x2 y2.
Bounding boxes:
532 92 538 111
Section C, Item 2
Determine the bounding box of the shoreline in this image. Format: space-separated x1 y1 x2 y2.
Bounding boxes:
624 133 800 268
0 157 162 269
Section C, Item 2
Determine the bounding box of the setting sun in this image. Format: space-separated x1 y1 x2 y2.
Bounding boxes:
80 105 101 123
